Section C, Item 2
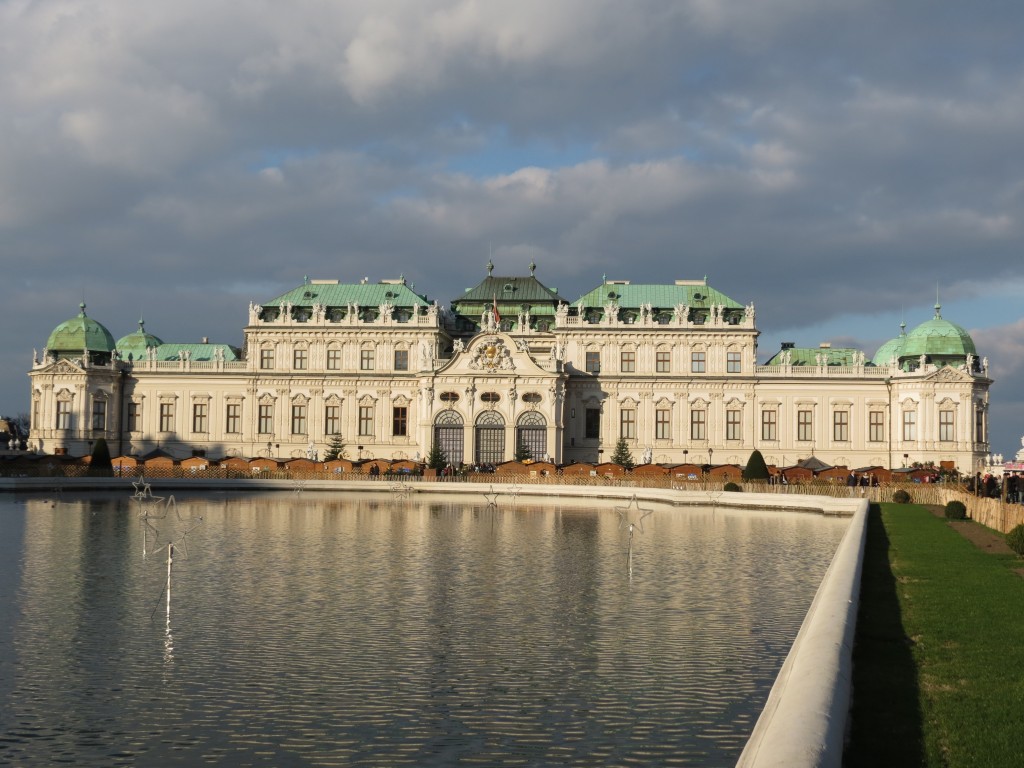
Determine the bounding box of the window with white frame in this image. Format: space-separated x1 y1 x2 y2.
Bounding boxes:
620 349 636 373
726 409 741 440
358 405 374 436
327 348 341 370
360 348 375 371
656 350 671 373
869 411 884 442
291 403 307 435
939 410 955 442
620 408 636 439
160 402 175 433
325 405 341 435
293 348 308 370
691 350 706 373
833 410 849 442
797 409 813 441
690 409 706 440
727 351 741 373
258 404 274 434
226 403 241 434
192 402 208 433
655 409 671 440
903 410 917 441
761 409 777 441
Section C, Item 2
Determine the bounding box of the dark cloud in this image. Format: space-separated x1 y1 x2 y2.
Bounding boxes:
3 0 1023 454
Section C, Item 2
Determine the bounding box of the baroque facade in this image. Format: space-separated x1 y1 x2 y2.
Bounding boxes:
29 265 992 471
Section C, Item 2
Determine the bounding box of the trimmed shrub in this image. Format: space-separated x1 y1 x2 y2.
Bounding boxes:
944 500 968 520
1007 525 1024 557
742 450 770 481
892 488 911 504
723 481 741 492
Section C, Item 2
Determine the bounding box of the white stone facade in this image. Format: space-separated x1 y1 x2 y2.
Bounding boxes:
29 281 992 472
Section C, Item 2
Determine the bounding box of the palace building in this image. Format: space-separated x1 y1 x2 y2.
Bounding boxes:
28 263 992 471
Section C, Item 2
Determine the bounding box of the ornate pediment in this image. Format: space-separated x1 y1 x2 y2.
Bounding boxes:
47 358 85 375
926 366 974 383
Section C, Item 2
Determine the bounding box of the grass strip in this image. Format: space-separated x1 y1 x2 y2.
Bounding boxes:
845 503 1024 767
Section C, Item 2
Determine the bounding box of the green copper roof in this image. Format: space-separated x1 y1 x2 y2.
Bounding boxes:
901 304 976 360
116 319 165 361
574 280 741 309
152 343 240 362
765 346 864 366
872 322 907 366
265 279 431 309
454 275 568 305
46 303 116 353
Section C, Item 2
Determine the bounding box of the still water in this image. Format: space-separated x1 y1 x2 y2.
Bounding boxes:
0 491 848 766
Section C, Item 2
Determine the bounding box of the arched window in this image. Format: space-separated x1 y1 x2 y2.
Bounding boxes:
433 410 464 465
475 410 505 465
516 411 547 461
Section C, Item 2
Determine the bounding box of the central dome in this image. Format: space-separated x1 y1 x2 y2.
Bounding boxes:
901 304 977 363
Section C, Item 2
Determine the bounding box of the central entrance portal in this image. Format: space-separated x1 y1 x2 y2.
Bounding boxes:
475 410 505 465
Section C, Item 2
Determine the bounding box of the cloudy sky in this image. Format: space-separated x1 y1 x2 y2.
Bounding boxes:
4 0 1023 457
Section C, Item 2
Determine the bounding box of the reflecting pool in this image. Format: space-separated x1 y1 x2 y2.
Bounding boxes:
0 492 848 766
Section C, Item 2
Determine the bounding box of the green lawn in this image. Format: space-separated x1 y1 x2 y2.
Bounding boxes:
845 503 1024 767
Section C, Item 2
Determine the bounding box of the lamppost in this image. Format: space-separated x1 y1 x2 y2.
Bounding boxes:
683 449 688 464
708 447 714 466
903 453 909 468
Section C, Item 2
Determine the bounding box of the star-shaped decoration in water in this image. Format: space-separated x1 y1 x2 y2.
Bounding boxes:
483 485 500 508
292 479 307 496
390 481 411 499
505 480 522 504
132 476 155 500
616 495 654 534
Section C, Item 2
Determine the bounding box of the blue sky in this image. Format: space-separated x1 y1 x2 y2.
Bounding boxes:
2 0 1023 458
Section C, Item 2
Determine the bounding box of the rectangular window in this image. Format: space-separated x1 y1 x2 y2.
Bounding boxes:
127 402 140 433
976 408 985 444
327 348 341 370
585 351 600 373
655 409 671 440
394 349 409 371
160 403 175 433
903 410 917 442
620 350 636 373
92 400 106 431
691 351 706 373
727 351 741 373
690 409 706 441
226 403 241 434
393 406 408 437
620 409 636 439
797 409 813 441
192 402 208 433
360 349 375 371
260 348 275 370
293 348 308 370
358 405 374 436
585 408 601 439
56 401 72 430
833 410 849 442
291 404 307 435
656 350 671 373
939 410 955 442
761 409 777 441
325 405 341 435
726 409 741 440
258 404 274 434
869 411 884 442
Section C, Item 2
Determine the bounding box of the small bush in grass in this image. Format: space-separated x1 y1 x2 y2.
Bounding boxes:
1007 525 1024 557
892 488 911 504
723 482 741 492
944 500 968 520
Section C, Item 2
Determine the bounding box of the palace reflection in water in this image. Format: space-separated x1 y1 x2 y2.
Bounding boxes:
0 492 848 766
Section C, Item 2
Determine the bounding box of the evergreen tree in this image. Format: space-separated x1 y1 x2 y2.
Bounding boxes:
323 434 345 461
89 437 113 476
426 443 447 470
742 449 771 481
610 438 635 470
514 440 533 463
